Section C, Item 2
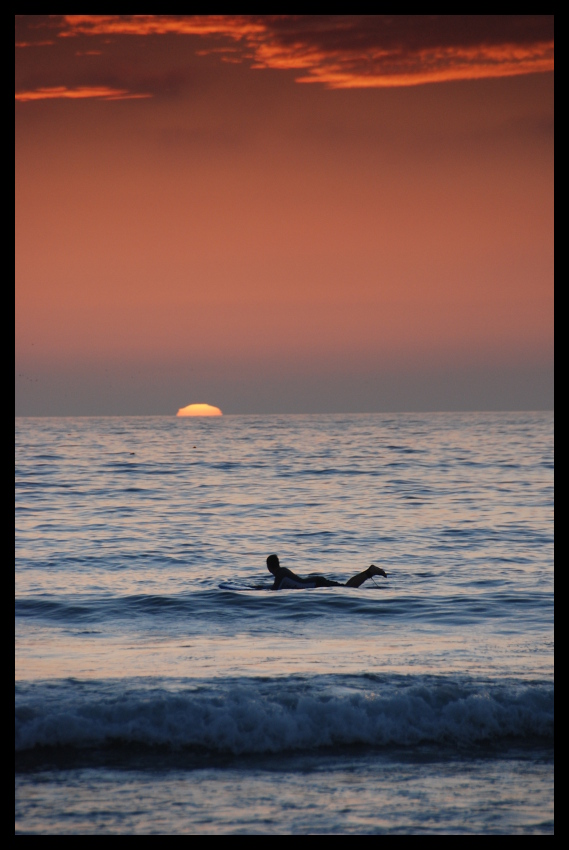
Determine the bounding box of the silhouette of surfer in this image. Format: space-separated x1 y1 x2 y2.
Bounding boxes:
265 554 387 590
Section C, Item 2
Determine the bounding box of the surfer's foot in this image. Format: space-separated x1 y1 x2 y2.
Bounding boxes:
368 565 387 578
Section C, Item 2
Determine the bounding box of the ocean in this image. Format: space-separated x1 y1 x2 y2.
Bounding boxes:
15 412 554 834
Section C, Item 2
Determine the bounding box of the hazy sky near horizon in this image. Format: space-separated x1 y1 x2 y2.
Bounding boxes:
15 16 554 415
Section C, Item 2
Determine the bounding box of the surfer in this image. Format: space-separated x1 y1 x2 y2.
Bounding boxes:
266 554 387 590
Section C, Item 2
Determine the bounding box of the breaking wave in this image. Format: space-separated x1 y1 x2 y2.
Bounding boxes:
16 674 553 756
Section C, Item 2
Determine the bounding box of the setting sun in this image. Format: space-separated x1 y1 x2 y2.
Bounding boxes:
176 403 222 417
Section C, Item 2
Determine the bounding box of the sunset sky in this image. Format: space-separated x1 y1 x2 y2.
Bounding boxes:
15 16 554 415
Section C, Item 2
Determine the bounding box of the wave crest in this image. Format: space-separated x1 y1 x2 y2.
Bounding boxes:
15 675 553 755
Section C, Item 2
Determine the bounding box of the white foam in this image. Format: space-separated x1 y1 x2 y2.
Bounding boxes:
15 676 554 754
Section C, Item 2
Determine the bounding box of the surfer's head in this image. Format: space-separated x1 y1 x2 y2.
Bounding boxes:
266 554 280 575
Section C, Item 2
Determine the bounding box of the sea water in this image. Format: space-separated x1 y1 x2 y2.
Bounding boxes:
15 413 554 834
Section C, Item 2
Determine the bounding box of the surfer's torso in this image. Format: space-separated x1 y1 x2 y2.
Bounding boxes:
272 567 340 590
272 567 309 590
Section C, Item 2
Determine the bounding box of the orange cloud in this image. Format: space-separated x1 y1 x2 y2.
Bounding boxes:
15 41 55 48
54 15 553 89
60 14 264 39
15 85 152 102
292 44 555 89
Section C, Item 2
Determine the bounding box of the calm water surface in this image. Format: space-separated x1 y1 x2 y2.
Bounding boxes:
15 413 554 833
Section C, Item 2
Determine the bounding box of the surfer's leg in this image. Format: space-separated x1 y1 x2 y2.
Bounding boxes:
345 567 375 588
310 576 342 588
345 565 387 587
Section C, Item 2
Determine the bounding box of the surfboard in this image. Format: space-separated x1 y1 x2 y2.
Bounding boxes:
218 581 269 591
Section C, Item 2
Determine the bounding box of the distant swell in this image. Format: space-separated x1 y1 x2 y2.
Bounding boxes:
15 675 553 756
